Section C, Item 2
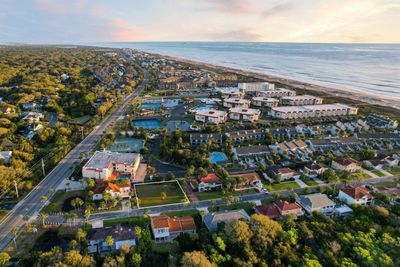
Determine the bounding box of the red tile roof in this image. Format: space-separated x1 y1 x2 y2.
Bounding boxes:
93 182 131 194
274 200 302 211
254 204 281 219
151 215 196 232
198 173 220 183
334 157 360 167
341 186 373 200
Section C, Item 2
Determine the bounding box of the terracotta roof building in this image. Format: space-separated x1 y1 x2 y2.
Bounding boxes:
151 215 196 242
255 200 304 219
339 186 373 206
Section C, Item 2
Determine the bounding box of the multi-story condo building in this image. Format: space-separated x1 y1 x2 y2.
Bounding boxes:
280 95 323 106
223 98 251 108
229 108 261 122
195 109 227 124
220 88 244 99
270 104 358 119
256 88 296 98
252 97 279 108
82 151 141 181
238 82 275 92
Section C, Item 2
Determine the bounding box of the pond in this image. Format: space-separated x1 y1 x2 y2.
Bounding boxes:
133 119 161 129
109 138 144 153
209 152 229 164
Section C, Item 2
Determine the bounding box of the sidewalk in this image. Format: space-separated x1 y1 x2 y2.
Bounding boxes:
294 178 308 188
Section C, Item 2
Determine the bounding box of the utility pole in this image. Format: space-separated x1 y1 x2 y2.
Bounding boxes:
14 180 19 198
41 159 46 177
81 126 84 140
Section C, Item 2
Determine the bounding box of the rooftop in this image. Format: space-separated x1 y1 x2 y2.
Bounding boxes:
229 107 260 115
195 109 226 118
340 186 373 200
84 151 139 170
151 215 196 232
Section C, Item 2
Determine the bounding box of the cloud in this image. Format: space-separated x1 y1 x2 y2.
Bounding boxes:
34 0 87 14
206 29 262 41
262 2 294 17
195 0 254 14
109 19 141 41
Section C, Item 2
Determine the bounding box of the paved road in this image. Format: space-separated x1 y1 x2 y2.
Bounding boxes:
0 69 151 251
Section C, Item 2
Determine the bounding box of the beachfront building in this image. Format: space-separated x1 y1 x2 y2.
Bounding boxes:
220 88 245 99
270 104 358 119
82 151 141 181
223 98 251 108
251 97 279 108
256 88 296 98
195 109 227 124
150 215 196 242
229 108 261 122
280 95 323 106
238 82 275 92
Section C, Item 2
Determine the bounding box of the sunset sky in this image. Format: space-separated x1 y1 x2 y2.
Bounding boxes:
1 0 399 43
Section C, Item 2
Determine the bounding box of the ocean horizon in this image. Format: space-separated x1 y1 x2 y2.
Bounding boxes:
94 42 400 101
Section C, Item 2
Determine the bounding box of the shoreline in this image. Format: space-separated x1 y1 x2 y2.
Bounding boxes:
126 48 400 111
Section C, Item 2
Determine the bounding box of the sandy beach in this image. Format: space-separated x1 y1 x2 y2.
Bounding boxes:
134 49 400 111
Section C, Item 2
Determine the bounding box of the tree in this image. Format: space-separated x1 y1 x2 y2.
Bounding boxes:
181 251 215 267
224 220 252 246
130 253 142 267
103 191 112 207
39 212 48 227
161 192 167 200
105 235 114 251
40 195 47 203
76 228 86 243
11 226 18 248
69 240 78 250
0 252 10 266
125 201 132 216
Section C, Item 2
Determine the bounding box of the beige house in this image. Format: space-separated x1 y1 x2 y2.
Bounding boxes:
331 157 361 173
223 98 250 108
195 109 227 124
229 108 261 122
251 97 279 108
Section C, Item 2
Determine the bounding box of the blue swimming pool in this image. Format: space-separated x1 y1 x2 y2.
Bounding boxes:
133 119 161 129
193 105 214 111
209 152 229 163
109 138 144 153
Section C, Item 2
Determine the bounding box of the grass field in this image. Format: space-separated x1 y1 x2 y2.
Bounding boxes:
103 215 150 228
135 181 188 208
300 177 319 186
385 167 400 175
371 170 386 177
69 115 92 125
265 182 300 192
42 190 85 213
195 188 258 201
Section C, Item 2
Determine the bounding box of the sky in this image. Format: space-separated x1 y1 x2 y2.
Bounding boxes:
0 0 399 43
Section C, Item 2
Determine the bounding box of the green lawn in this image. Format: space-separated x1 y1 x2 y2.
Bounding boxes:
371 170 386 177
69 115 92 125
103 215 150 228
208 202 256 215
265 182 300 192
384 167 400 175
162 209 199 217
300 177 319 186
135 181 188 208
195 189 258 201
42 190 85 213
0 210 8 222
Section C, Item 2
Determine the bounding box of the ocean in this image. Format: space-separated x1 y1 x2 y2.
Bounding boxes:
97 42 400 101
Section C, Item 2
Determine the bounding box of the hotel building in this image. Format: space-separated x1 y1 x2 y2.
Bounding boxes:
252 97 279 108
280 95 323 106
256 88 296 98
229 107 261 122
223 98 251 108
220 89 244 99
270 104 358 119
238 82 275 92
195 109 227 124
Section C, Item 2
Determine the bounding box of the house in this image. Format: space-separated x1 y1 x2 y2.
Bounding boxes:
366 113 398 129
229 108 261 122
296 193 336 215
220 88 245 99
0 141 18 150
338 186 373 206
92 182 131 201
150 215 196 242
189 133 223 145
267 167 300 181
230 172 263 190
363 159 386 170
331 157 361 173
82 151 141 181
280 95 323 106
22 102 40 110
254 200 304 219
303 162 328 178
225 129 268 143
88 225 137 253
195 109 227 124
233 145 269 159
251 97 279 108
21 112 44 123
223 98 250 108
383 156 399 168
376 185 400 203
203 209 250 232
0 151 12 164
0 106 15 114
271 104 358 119
194 173 222 192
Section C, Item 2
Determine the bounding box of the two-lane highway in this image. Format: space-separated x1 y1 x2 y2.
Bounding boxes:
0 69 150 251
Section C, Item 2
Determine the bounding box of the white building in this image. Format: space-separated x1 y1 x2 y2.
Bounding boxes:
251 97 279 108
151 215 196 242
280 95 323 106
271 104 358 119
256 88 296 98
229 108 261 122
223 98 251 108
92 182 131 201
195 109 227 124
82 151 141 181
338 186 374 206
0 151 12 164
220 89 244 99
296 193 336 215
238 82 275 92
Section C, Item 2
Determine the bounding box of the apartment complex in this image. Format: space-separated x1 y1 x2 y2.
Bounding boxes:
195 109 227 124
238 82 275 92
229 108 261 122
251 97 279 108
220 88 244 99
82 151 141 181
256 88 296 98
280 95 323 106
223 98 251 108
271 104 358 119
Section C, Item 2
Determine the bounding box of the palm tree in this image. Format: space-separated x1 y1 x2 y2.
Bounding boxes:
125 201 132 216
105 235 114 251
39 212 48 227
11 227 18 248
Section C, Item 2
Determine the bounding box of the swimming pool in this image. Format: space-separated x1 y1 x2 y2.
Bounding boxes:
166 120 190 131
209 152 229 164
109 138 144 153
193 105 215 111
140 103 161 111
133 119 161 129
